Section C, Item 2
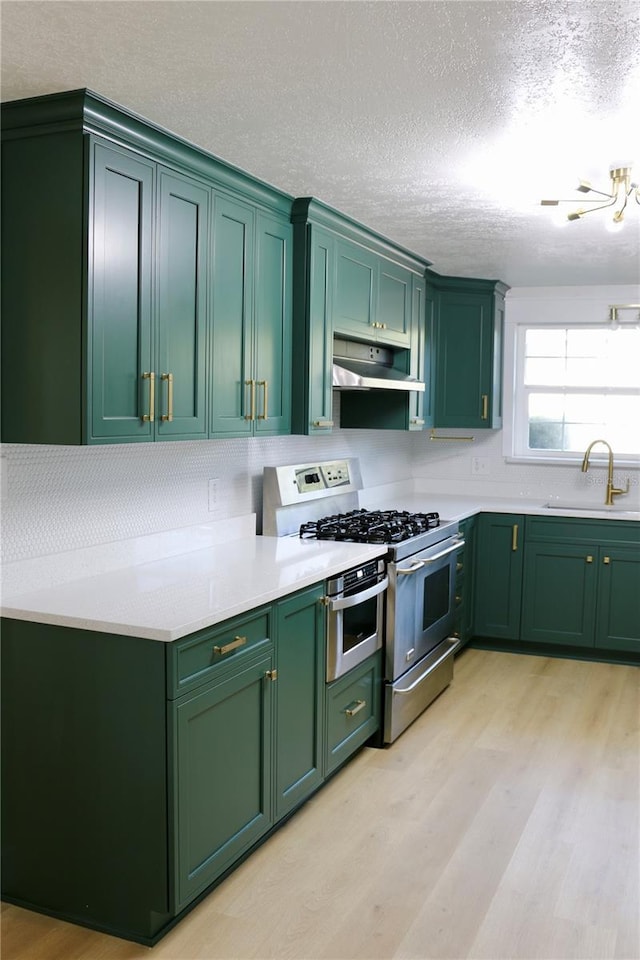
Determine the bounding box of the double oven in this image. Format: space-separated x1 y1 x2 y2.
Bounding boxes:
262 459 463 743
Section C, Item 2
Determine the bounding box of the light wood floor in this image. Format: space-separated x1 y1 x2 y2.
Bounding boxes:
3 648 639 960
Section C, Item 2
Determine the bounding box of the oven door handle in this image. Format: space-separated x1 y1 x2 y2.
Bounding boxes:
393 642 457 694
397 560 426 576
421 538 465 564
324 575 388 612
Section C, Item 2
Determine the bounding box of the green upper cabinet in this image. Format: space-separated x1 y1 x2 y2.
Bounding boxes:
89 142 155 441
378 258 413 346
210 196 255 437
429 274 508 430
155 168 209 438
253 212 292 436
210 199 292 438
1 88 293 445
334 240 377 338
291 222 336 434
91 147 210 441
290 198 432 434
334 238 412 347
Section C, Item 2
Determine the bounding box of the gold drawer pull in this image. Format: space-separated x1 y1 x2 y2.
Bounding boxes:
312 419 334 428
586 555 594 563
512 524 519 552
265 669 278 681
244 379 256 421
142 371 155 422
481 394 488 420
345 699 366 718
603 556 611 564
214 635 247 656
257 379 268 420
160 372 174 422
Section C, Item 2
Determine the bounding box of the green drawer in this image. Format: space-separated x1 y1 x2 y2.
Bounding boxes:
168 607 273 699
325 651 381 775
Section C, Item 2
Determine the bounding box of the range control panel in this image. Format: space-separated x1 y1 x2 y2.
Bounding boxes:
295 460 351 494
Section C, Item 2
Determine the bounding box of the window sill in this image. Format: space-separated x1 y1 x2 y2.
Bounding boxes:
505 455 640 470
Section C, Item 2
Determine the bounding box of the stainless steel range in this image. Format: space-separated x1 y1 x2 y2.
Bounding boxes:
263 459 464 743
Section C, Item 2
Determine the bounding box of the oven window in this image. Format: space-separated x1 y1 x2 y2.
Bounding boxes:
343 594 378 653
422 566 450 630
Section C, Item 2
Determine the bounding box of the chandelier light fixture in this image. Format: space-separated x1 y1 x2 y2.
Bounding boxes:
541 163 640 228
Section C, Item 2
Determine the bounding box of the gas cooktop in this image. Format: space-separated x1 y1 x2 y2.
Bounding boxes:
300 508 441 545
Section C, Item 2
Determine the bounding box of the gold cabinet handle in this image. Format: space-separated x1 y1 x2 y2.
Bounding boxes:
456 561 464 572
265 669 278 681
481 394 489 420
603 556 611 565
142 371 155 422
586 555 594 563
160 372 174 422
345 699 366 717
244 379 256 421
512 524 519 552
213 635 247 656
312 419 334 428
257 379 268 420
455 595 463 605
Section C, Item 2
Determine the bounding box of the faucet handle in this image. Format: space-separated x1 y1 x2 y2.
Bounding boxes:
611 478 630 499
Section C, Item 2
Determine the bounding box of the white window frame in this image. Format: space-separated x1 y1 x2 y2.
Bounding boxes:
503 287 640 469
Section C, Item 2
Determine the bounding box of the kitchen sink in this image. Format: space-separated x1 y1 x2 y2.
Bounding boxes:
544 500 640 516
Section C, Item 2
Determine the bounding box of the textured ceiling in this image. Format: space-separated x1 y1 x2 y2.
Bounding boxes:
2 0 639 286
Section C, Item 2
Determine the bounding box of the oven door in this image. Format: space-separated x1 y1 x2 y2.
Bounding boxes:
325 572 388 682
386 535 464 682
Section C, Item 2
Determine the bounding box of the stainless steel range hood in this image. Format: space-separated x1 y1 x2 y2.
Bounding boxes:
332 338 425 392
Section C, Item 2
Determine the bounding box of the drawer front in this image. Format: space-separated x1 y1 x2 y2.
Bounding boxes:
168 607 273 698
325 651 381 775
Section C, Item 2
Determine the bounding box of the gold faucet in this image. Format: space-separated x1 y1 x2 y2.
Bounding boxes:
581 439 630 506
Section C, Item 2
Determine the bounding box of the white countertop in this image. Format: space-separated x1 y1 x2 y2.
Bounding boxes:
2 496 637 643
1 535 386 642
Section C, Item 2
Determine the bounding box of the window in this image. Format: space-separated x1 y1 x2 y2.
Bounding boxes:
513 324 640 461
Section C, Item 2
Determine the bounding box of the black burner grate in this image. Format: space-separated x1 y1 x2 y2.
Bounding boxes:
300 509 440 544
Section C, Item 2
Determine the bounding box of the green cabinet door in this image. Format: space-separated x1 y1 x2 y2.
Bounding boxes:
378 259 412 347
334 239 376 338
521 541 598 646
89 141 155 441
432 278 507 430
156 169 209 438
274 586 325 819
253 212 292 436
172 651 273 910
210 194 255 437
434 291 493 429
596 546 640 653
473 514 524 640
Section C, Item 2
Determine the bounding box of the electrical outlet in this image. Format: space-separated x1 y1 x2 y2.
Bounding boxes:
471 457 490 476
208 478 218 511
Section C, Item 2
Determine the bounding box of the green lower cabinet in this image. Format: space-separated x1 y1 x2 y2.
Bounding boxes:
595 547 640 653
274 586 325 818
473 513 524 640
325 651 382 775
521 542 598 646
453 516 476 648
171 650 274 911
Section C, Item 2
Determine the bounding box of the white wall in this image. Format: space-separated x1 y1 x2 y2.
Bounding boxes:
3 285 638 564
